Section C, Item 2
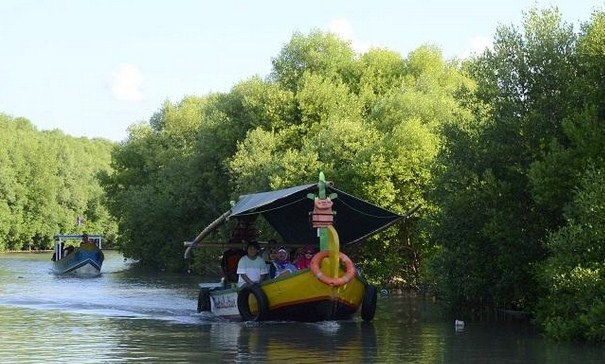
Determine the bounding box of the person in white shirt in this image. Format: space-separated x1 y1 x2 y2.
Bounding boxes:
237 241 268 287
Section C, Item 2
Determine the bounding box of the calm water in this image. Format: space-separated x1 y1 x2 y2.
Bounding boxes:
1 252 604 363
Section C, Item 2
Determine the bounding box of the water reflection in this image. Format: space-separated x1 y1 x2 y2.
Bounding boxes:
221 320 378 363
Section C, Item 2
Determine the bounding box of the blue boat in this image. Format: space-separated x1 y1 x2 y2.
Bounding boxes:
52 234 105 277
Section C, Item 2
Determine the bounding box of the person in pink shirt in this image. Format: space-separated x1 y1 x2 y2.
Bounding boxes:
295 245 317 270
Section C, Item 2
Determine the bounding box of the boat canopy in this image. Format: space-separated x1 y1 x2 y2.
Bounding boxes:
54 234 103 241
53 234 103 260
190 183 410 247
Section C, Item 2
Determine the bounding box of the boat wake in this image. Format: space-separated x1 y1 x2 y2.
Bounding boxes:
0 295 200 324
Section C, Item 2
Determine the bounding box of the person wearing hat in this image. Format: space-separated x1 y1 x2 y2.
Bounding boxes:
236 241 269 287
272 246 297 278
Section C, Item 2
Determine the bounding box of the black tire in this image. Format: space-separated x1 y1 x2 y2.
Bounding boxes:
361 285 378 321
197 288 211 312
237 284 269 321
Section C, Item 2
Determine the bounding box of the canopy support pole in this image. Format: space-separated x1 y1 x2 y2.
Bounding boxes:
184 210 231 258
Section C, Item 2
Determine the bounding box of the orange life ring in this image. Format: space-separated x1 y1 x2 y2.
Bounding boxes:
310 251 356 287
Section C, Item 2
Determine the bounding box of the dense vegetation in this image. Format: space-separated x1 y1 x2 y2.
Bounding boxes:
0 114 117 250
99 32 464 278
430 8 605 341
3 7 604 341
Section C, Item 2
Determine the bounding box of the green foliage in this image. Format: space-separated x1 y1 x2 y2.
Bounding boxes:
534 165 605 341
354 48 406 112
270 30 356 92
102 29 474 287
528 10 605 341
0 114 117 251
428 7 605 342
430 7 575 309
188 246 224 278
101 98 217 267
538 266 605 341
227 33 471 288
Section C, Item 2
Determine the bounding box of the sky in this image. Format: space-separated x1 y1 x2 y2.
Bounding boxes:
1 1 602 142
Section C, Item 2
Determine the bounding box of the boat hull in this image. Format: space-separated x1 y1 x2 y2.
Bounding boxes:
204 268 367 322
52 243 104 277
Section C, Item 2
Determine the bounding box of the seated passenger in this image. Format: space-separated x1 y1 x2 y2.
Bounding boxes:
295 245 317 270
261 239 278 260
222 248 246 284
63 245 75 257
80 233 90 246
236 241 268 287
272 247 297 278
263 247 278 279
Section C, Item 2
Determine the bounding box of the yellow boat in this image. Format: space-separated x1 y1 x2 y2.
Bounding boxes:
185 173 416 322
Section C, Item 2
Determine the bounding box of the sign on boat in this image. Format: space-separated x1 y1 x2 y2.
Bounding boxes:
184 172 418 322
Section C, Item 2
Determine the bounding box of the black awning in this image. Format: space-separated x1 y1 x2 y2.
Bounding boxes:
229 183 404 245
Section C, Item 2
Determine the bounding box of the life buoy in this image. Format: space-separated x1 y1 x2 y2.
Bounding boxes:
310 251 356 287
237 284 269 321
361 284 378 321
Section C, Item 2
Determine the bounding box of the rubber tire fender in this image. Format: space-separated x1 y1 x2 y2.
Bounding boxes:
197 288 211 312
237 284 269 321
361 284 378 322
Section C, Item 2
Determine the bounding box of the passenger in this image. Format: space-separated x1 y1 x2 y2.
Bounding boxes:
261 239 280 278
222 248 246 283
265 248 279 278
261 246 272 262
80 233 90 246
236 241 269 287
272 247 297 278
262 239 278 255
295 245 317 270
63 245 75 256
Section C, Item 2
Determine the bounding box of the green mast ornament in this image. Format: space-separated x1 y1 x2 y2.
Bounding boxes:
308 172 337 250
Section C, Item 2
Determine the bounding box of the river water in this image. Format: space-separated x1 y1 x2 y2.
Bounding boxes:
1 251 604 363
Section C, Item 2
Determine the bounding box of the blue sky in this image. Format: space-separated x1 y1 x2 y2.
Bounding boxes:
1 1 602 142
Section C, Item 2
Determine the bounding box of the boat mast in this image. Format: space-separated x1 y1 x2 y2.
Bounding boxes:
309 172 340 277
